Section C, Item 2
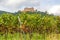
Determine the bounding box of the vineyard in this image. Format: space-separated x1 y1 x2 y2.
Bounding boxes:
0 11 60 40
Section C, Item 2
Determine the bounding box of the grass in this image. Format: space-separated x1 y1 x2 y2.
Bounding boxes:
0 33 60 40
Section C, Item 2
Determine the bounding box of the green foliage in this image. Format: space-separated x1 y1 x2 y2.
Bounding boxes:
0 12 59 34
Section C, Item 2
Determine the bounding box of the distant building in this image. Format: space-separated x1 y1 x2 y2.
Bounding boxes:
23 7 35 12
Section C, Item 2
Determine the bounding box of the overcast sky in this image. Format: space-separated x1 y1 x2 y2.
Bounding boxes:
0 0 60 15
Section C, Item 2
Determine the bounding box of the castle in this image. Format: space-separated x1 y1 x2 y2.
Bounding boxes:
23 7 35 12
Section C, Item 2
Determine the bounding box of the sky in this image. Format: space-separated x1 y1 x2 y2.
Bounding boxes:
0 0 60 15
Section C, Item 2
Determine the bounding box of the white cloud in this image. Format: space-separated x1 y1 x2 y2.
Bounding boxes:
0 0 27 12
0 0 55 13
48 5 60 15
0 0 41 12
6 0 25 6
0 0 26 12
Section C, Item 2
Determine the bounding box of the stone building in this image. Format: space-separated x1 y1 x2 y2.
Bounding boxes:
23 7 35 12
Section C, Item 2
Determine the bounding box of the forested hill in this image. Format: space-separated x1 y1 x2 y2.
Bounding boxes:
15 11 50 15
0 10 53 16
0 11 13 14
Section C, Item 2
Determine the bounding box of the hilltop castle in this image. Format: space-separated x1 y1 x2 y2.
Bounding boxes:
23 7 35 12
